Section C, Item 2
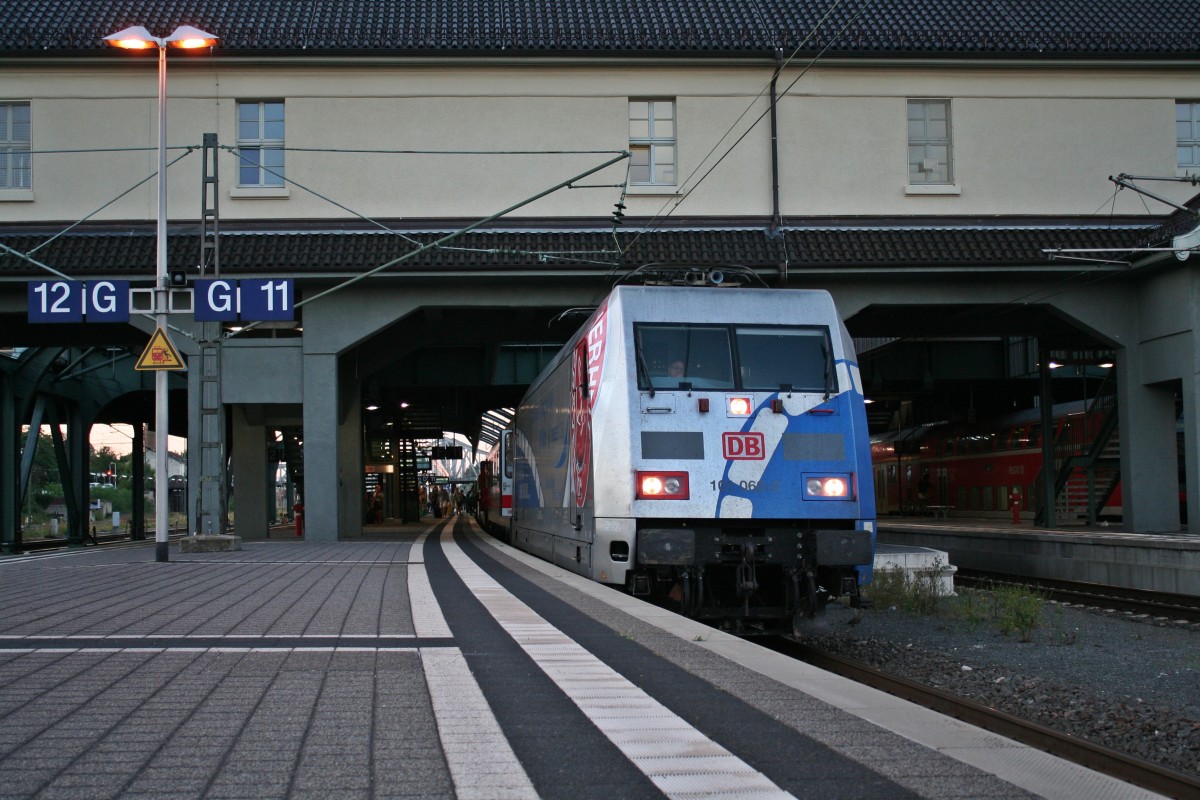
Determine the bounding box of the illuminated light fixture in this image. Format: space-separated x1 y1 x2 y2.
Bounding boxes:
104 22 218 563
165 25 219 49
1098 362 1114 369
103 24 218 50
400 402 410 408
366 404 379 411
636 471 689 500
1048 361 1063 369
727 396 752 416
804 474 852 499
863 398 875 404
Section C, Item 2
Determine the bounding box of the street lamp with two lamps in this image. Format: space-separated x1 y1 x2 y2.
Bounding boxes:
103 24 218 562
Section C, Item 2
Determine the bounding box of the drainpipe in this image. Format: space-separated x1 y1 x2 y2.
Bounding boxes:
769 48 783 236
768 48 788 287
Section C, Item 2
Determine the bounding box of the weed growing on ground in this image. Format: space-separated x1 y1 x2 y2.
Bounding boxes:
871 574 1049 643
864 557 947 615
956 588 989 632
994 584 1045 641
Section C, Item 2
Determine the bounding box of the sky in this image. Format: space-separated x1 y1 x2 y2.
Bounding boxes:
91 424 188 457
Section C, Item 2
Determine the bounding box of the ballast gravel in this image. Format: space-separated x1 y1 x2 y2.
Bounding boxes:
802 595 1200 779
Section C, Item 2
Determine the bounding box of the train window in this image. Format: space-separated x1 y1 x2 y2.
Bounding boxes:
634 323 832 392
736 327 831 392
634 324 733 389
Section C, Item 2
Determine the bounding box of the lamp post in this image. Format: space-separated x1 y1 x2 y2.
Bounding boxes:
104 25 218 562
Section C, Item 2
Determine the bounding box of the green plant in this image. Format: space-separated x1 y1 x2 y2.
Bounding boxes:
863 564 908 610
995 584 1045 641
956 588 989 631
864 557 946 615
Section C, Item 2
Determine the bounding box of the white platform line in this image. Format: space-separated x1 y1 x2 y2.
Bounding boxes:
472 531 1168 800
417 533 537 800
439 530 795 800
420 648 538 800
409 533 452 638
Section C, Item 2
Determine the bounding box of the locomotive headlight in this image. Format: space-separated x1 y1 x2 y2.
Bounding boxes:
637 471 690 499
728 396 752 416
804 474 852 499
823 477 848 496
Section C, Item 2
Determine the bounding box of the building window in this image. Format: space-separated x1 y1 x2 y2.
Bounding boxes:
1177 102 1200 170
237 101 285 187
907 99 952 185
0 101 31 190
629 100 675 186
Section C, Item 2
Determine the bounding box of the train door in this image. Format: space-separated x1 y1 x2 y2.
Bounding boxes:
935 467 949 506
874 463 894 515
499 430 513 519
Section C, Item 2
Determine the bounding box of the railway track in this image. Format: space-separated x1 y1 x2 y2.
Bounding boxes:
955 570 1200 624
10 527 188 554
769 636 1200 799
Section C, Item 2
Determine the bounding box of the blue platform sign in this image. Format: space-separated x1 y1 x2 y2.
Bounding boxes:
193 279 239 322
28 280 129 323
241 279 294 321
195 278 294 322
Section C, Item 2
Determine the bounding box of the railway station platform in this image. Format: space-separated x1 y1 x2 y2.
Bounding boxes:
0 518 1167 800
878 517 1200 598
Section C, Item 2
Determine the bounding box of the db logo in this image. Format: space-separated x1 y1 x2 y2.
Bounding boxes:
723 431 766 460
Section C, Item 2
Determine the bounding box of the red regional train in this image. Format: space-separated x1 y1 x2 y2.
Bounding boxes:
871 401 1125 523
477 428 513 539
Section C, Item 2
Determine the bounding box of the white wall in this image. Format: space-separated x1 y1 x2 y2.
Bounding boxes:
3 60 1197 224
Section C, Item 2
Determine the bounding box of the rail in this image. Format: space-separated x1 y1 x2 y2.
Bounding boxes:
769 637 1200 800
9 525 188 554
956 570 1200 624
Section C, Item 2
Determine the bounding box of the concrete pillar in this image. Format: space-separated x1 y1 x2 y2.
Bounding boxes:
1 372 16 552
1183 373 1199 534
302 353 340 542
1116 350 1181 532
230 406 270 539
339 395 363 537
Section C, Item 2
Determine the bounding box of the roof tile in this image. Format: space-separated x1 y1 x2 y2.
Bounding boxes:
2 1 1197 57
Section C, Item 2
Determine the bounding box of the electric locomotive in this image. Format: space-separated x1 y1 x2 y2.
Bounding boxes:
507 268 875 633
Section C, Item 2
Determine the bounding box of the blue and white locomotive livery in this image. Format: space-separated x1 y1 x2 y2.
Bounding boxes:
505 271 875 633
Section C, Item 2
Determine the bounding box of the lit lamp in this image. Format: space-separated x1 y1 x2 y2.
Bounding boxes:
104 24 218 562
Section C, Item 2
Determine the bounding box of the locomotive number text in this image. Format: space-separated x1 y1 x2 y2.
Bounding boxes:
711 479 779 493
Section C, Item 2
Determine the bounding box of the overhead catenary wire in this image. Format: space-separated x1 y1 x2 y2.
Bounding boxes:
226 150 630 339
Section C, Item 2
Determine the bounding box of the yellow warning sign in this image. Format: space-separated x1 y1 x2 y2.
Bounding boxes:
135 327 187 371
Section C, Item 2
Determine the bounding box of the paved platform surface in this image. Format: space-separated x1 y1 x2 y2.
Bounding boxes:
0 517 1166 799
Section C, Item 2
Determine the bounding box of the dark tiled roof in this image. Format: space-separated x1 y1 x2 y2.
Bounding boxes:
0 221 1163 279
2 1 1198 57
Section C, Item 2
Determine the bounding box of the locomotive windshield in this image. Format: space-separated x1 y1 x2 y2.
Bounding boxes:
635 323 833 392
